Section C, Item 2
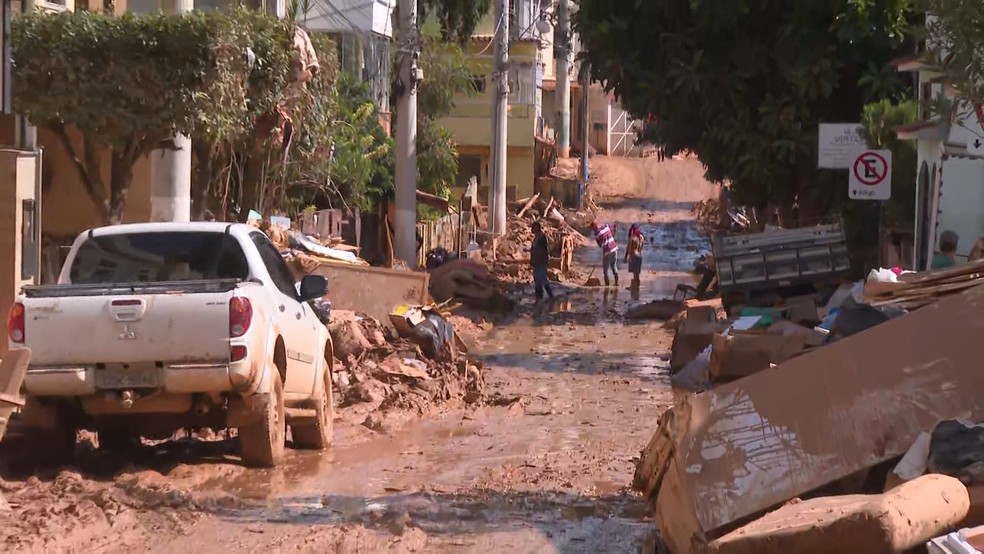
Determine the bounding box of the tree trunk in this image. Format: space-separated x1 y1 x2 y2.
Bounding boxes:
107 150 136 225
191 140 214 220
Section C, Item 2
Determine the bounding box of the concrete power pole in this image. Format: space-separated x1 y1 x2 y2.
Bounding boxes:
580 61 590 208
151 0 193 223
554 0 571 159
489 0 508 236
394 0 419 266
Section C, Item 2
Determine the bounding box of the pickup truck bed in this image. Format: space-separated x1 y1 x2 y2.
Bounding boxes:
713 223 851 309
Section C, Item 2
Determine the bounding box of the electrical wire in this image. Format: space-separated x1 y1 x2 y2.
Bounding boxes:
321 0 362 34
475 9 506 55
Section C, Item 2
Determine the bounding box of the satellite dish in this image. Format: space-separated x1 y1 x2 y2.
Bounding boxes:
535 18 552 35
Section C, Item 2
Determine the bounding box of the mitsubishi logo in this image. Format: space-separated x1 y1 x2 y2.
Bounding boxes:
118 325 136 340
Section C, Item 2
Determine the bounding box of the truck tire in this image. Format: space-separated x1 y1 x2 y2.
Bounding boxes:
238 370 286 468
291 369 334 450
97 425 140 452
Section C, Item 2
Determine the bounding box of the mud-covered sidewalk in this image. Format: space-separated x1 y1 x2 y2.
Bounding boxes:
0 157 718 553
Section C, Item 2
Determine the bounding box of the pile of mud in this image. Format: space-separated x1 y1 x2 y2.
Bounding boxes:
0 465 237 552
329 311 486 425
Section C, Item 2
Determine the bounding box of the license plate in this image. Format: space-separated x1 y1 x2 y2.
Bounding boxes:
95 367 161 389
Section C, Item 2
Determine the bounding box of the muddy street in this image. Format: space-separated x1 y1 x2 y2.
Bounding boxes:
0 157 717 553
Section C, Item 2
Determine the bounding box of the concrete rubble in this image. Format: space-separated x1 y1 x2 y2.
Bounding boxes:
638 261 984 552
482 195 589 287
328 308 486 425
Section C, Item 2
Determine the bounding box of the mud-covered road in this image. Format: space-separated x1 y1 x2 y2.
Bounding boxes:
0 156 717 553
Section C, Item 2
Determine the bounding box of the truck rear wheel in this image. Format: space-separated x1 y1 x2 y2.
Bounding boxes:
24 401 77 468
291 369 334 450
238 370 286 468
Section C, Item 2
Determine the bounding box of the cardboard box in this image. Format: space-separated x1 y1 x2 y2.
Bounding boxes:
687 305 718 325
670 320 729 373
388 304 428 337
767 320 827 347
783 295 819 324
710 330 806 382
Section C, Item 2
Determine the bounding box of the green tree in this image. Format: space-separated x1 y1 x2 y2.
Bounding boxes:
860 99 918 229
322 72 394 210
409 23 475 202
12 10 248 224
419 0 492 43
576 0 914 219
924 1 984 105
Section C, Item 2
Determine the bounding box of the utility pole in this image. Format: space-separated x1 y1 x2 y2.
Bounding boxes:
394 0 419 266
151 0 193 223
580 61 590 208
554 0 571 159
489 0 508 236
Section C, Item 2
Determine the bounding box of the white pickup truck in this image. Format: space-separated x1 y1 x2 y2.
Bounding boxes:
8 222 335 467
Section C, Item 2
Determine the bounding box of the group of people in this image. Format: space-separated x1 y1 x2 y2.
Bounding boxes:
529 219 647 302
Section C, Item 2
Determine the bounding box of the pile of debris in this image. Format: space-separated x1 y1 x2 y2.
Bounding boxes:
481 193 588 285
636 261 984 552
328 306 485 425
258 219 368 267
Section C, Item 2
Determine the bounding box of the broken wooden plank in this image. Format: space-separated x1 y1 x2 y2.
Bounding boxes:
516 192 541 219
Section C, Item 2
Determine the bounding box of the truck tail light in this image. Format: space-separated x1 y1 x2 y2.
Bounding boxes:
229 297 252 338
8 302 24 344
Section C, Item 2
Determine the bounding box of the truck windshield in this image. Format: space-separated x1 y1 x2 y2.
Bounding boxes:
68 231 250 284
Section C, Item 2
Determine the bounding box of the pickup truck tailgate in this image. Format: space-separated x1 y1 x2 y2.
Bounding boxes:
24 288 234 367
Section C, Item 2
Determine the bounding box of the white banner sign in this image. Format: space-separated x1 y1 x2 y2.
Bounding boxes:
818 123 868 169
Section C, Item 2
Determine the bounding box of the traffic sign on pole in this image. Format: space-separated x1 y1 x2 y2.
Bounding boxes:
849 149 892 201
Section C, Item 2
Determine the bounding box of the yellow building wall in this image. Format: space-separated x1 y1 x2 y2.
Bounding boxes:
38 127 153 239
507 147 535 199
443 40 539 199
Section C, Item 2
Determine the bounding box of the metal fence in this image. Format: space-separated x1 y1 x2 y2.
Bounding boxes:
415 212 476 267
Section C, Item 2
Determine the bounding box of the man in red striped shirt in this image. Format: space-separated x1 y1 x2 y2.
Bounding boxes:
591 221 619 287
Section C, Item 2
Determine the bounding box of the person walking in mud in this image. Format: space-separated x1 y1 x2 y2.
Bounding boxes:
591 221 619 287
625 224 645 289
530 221 555 302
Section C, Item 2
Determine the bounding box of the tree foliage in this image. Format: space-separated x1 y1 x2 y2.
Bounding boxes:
577 1 915 215
322 72 394 210
860 99 918 229
12 10 248 224
419 0 492 43
924 1 984 105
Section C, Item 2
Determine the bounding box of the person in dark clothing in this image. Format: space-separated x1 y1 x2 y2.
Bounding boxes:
530 221 554 301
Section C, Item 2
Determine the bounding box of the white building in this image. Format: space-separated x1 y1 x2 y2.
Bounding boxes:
895 43 984 269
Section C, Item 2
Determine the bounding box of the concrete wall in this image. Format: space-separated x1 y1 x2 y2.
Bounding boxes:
0 150 39 355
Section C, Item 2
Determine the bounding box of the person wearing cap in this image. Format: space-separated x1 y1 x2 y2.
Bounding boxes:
530 220 554 301
931 230 959 270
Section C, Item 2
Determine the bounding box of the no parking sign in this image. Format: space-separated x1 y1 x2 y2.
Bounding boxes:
848 150 892 201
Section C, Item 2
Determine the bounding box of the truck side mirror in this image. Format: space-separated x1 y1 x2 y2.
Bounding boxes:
299 275 328 302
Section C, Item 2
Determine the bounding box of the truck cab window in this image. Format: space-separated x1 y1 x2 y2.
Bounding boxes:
69 232 249 284
250 233 299 299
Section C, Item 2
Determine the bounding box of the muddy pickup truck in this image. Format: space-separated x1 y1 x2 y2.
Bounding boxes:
8 222 335 467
